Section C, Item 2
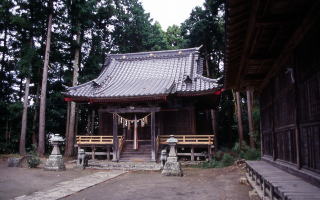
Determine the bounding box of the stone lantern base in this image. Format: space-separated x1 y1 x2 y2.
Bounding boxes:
161 161 183 176
44 155 66 171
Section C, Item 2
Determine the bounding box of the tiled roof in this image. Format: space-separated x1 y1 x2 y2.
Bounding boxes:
64 47 220 99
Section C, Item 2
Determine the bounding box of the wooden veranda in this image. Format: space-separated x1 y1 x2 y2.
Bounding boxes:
76 134 215 162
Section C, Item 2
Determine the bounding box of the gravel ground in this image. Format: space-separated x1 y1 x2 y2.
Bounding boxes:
0 156 250 200
63 166 250 200
0 158 99 200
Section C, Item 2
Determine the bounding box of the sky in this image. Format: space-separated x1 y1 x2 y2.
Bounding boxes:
140 0 205 31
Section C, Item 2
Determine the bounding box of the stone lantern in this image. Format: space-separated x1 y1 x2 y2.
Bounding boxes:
44 134 66 171
161 135 183 176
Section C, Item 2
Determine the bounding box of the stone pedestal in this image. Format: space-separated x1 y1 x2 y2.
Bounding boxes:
44 154 66 171
161 135 183 176
44 135 66 171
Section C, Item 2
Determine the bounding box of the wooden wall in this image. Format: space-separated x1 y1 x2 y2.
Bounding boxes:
260 28 320 174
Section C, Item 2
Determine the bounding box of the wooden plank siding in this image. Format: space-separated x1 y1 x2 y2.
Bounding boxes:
260 27 320 175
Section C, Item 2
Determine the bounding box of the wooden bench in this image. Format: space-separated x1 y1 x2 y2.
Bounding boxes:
75 135 124 160
157 135 214 161
246 160 320 200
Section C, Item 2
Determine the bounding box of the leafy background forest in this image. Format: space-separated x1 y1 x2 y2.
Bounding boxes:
0 0 258 155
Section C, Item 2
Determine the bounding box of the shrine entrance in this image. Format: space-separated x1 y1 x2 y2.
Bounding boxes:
99 107 159 162
118 113 152 150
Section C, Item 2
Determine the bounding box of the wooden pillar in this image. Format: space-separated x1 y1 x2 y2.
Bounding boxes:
112 113 119 162
246 89 255 148
293 67 301 169
191 146 195 161
235 91 244 148
90 110 95 134
107 146 110 161
133 114 138 150
92 146 95 160
151 112 156 162
210 109 218 150
190 107 196 134
208 145 212 160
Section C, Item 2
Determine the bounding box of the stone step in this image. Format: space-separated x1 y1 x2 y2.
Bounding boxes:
88 160 161 171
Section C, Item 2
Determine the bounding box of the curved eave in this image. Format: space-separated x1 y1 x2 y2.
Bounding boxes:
175 88 223 97
64 94 168 103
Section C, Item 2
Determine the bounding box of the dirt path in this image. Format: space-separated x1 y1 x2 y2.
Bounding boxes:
63 166 250 200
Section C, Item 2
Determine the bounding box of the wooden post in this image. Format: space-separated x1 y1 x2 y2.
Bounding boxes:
133 114 138 150
191 146 195 161
151 112 156 162
90 110 95 134
190 107 196 135
210 109 218 150
92 146 95 160
246 89 255 148
208 145 212 160
107 146 110 161
235 91 244 148
112 114 118 162
293 67 301 169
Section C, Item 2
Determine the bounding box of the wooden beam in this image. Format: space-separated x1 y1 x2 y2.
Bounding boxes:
112 114 119 162
100 107 160 113
260 1 320 90
235 0 260 89
151 112 156 162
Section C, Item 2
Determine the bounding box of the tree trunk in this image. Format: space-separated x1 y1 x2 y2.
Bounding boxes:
65 102 71 148
38 2 53 156
235 91 244 148
65 27 81 156
31 82 40 146
247 89 255 148
19 77 30 155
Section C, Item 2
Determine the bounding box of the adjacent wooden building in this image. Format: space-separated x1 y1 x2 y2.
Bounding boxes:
64 47 221 162
225 0 320 198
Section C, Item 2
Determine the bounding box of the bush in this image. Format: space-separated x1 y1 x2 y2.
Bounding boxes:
196 153 235 168
242 148 260 160
26 144 41 168
27 155 41 168
232 142 261 161
220 153 235 167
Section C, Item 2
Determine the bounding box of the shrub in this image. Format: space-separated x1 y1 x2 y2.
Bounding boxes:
196 153 235 168
232 142 261 161
220 153 235 167
27 155 41 168
242 148 260 160
26 145 41 168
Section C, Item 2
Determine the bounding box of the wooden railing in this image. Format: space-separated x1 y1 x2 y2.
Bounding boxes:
76 135 123 146
158 135 214 145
